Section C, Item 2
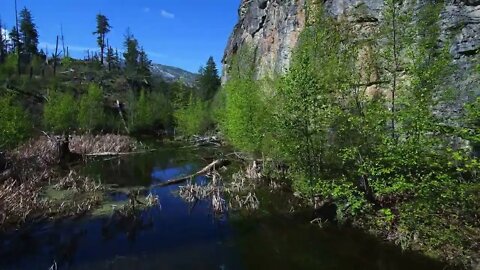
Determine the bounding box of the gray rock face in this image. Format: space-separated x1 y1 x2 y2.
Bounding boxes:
223 0 306 81
223 0 480 86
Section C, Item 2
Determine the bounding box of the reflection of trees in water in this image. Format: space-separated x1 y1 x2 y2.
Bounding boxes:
0 207 160 269
101 208 158 244
83 148 204 187
54 229 86 268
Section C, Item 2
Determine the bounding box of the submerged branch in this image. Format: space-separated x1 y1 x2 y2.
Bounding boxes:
152 159 231 188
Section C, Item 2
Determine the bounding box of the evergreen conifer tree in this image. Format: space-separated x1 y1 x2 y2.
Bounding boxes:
19 7 39 56
93 13 111 65
198 57 221 100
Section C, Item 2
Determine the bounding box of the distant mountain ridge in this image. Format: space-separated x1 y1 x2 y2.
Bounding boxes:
150 64 198 87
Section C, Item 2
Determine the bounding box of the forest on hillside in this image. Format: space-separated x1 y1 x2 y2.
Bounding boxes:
0 7 222 147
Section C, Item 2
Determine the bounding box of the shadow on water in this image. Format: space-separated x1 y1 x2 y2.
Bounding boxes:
0 143 451 270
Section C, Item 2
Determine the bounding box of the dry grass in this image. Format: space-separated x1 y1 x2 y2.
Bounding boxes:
0 178 50 229
12 136 59 167
178 167 262 215
54 170 103 192
69 134 140 154
12 134 140 163
178 172 228 215
0 134 139 232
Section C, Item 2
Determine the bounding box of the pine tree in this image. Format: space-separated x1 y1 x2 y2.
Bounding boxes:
198 56 221 100
138 47 152 85
9 26 22 53
0 20 6 63
106 45 115 71
19 7 39 56
123 30 139 76
93 13 111 65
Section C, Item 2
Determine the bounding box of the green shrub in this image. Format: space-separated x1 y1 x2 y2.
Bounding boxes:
43 91 78 133
174 94 211 136
220 46 271 153
78 83 106 132
128 90 171 133
0 54 19 80
0 95 32 149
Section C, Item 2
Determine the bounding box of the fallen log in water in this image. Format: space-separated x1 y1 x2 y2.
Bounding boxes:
84 149 156 157
152 159 231 188
191 135 222 147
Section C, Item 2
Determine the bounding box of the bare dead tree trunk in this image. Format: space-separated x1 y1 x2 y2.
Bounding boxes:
53 36 59 77
14 0 21 75
116 100 130 134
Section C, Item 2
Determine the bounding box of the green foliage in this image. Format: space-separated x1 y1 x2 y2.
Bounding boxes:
122 31 151 90
276 7 357 188
78 84 106 132
0 95 31 149
123 31 140 79
19 7 39 56
0 54 19 80
174 94 211 136
93 13 111 63
198 56 221 100
464 97 480 145
220 2 479 264
9 26 22 53
43 91 78 133
219 46 273 153
128 90 171 133
137 48 152 83
0 20 6 63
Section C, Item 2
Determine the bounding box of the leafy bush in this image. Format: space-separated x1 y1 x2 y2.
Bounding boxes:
128 90 171 133
78 83 106 132
43 91 78 133
219 47 272 153
0 95 32 149
174 95 211 137
0 54 19 80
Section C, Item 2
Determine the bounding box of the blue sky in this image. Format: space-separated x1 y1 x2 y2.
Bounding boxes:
0 0 240 73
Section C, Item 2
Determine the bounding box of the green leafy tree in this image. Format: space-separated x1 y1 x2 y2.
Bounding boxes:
379 0 413 140
0 53 18 80
132 90 153 131
43 91 78 133
78 84 106 132
174 94 211 136
198 56 221 100
464 97 480 156
19 7 39 56
0 95 31 149
276 7 356 185
127 90 170 133
93 13 111 64
221 46 268 153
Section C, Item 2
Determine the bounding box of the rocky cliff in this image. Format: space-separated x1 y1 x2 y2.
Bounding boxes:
223 0 306 80
223 0 480 95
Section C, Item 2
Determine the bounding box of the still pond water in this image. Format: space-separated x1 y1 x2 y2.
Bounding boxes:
0 143 448 270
